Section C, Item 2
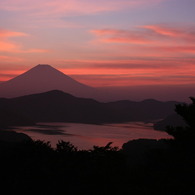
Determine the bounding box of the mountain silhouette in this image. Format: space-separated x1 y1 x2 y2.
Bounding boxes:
0 90 178 125
0 64 97 98
0 64 195 102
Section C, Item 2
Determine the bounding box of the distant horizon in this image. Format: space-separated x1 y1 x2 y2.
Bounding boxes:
0 64 194 102
1 63 195 88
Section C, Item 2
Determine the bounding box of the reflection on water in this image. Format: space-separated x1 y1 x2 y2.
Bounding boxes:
13 122 172 150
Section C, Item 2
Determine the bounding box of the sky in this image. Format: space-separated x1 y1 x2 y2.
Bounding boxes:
0 0 195 87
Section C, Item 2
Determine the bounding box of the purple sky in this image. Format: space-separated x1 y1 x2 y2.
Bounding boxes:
0 0 195 88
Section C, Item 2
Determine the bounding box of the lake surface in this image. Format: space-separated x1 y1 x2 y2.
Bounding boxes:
13 122 172 150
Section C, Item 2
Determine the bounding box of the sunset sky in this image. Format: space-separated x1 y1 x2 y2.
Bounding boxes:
0 0 195 87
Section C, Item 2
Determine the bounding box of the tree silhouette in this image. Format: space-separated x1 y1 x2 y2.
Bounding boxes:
166 97 195 142
56 140 77 153
92 142 119 153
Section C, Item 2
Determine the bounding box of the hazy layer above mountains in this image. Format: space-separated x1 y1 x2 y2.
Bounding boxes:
97 85 195 102
0 64 194 102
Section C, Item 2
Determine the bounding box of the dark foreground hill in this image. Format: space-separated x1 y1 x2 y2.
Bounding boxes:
154 114 186 131
0 90 178 127
0 138 195 195
1 98 194 195
0 130 31 143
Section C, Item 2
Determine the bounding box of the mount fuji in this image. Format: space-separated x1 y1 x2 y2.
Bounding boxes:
0 64 97 99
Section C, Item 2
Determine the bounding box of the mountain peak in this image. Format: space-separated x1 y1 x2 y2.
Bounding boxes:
16 64 65 79
36 64 55 68
0 64 96 98
32 64 57 71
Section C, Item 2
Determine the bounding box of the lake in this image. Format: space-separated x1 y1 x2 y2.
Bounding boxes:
13 122 172 150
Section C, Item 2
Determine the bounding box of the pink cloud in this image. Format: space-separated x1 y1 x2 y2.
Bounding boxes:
0 71 26 81
91 25 195 45
18 49 49 53
59 58 184 70
0 41 19 52
143 25 195 42
0 56 24 62
143 25 182 37
0 29 49 53
59 59 192 74
0 40 49 53
0 0 169 31
55 56 195 87
150 46 195 54
0 30 28 52
90 24 195 59
0 30 28 37
91 29 153 44
69 72 195 87
0 0 167 17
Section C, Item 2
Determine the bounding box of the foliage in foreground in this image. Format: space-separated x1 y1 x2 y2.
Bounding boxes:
166 97 195 145
1 98 195 194
0 136 195 195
